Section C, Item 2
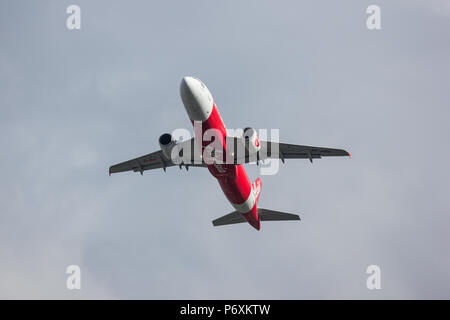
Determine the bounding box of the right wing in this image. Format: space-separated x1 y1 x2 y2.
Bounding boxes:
109 138 206 175
109 150 173 175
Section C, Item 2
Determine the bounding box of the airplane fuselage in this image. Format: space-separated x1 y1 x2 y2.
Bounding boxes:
180 77 261 229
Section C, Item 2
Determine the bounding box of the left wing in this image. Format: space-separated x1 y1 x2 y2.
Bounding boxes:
228 137 350 164
259 141 350 163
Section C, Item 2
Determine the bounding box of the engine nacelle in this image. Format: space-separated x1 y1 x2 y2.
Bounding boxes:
243 127 261 154
159 133 177 160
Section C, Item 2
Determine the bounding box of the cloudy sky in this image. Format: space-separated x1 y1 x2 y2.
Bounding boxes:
1 0 449 299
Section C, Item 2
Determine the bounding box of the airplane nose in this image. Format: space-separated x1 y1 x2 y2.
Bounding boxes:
180 76 197 108
180 76 196 96
180 76 213 122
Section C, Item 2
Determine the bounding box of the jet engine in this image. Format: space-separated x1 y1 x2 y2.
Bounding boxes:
243 127 261 154
159 133 177 160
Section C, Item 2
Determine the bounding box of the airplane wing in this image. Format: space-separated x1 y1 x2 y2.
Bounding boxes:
259 141 350 163
109 138 206 175
228 137 350 164
110 136 350 175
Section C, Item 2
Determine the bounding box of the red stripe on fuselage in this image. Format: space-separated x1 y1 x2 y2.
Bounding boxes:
192 103 259 229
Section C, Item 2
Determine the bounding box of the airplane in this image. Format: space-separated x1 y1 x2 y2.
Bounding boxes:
109 77 350 230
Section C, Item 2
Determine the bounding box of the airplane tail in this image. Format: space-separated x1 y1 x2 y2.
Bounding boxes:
212 177 300 228
212 208 300 228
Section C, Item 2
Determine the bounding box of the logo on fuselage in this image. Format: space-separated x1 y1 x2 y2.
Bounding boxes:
252 179 261 196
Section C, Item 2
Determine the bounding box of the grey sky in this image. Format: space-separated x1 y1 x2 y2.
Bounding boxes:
1 0 449 299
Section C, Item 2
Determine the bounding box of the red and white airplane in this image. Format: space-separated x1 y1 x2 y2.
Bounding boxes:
109 77 350 230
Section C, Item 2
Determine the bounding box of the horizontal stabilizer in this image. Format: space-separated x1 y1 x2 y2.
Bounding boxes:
257 208 300 221
212 208 300 227
212 211 246 226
